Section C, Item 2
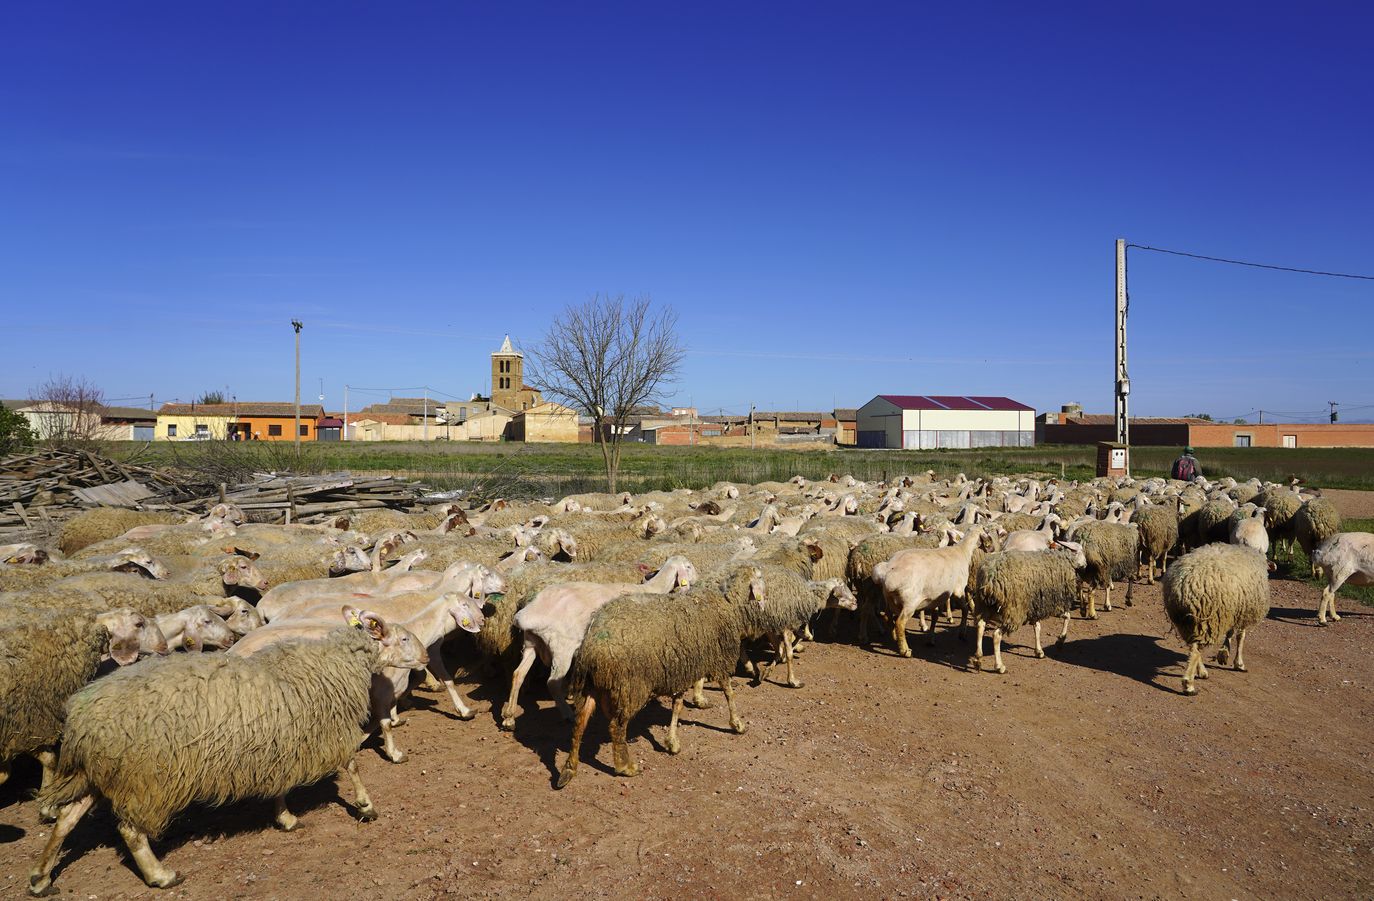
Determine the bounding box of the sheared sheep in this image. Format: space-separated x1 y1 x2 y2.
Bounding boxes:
1312 532 1374 625
500 556 698 729
555 565 763 788
873 527 984 656
1162 544 1270 695
1229 507 1270 556
29 608 427 894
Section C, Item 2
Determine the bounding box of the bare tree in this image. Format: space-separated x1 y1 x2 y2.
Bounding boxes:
528 294 685 492
30 374 108 449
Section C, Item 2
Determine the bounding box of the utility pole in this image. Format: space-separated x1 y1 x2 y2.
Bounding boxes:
1114 238 1131 472
1258 410 1263 424
292 320 303 457
1329 401 1339 423
750 403 756 450
423 388 429 441
343 385 349 441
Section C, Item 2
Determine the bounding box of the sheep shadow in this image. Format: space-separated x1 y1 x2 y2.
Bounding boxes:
31 772 364 890
1056 632 1190 694
1268 605 1370 627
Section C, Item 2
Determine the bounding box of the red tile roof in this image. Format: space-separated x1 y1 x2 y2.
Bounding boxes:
158 402 325 418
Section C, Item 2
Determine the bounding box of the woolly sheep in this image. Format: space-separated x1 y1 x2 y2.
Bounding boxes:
1162 544 1270 695
1075 521 1138 618
0 609 165 800
500 556 698 729
42 555 269 618
0 546 168 593
1312 532 1374 625
1254 486 1303 555
556 565 764 788
1131 505 1180 584
29 609 427 894
736 574 856 688
971 545 1085 674
1191 498 1235 548
1293 498 1342 577
58 509 183 556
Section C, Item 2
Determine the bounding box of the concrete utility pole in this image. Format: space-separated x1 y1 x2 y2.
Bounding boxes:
1329 401 1339 423
750 403 756 450
292 320 303 456
343 385 349 441
1114 239 1130 468
423 388 429 441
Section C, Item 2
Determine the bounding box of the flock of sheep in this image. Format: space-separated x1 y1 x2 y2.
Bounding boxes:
2 468 1372 894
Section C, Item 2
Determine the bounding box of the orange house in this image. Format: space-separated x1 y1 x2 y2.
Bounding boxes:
156 402 324 441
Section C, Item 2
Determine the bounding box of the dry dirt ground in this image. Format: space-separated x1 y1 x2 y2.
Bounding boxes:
2 577 1371 900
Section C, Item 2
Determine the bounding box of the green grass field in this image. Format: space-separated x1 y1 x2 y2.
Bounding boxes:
109 440 1374 495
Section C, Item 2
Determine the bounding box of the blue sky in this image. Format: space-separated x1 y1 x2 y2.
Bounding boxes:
3 2 1371 422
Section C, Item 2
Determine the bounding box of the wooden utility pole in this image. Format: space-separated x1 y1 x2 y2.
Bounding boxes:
292 319 303 457
1114 239 1130 472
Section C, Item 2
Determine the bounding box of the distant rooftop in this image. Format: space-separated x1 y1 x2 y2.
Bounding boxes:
877 395 1034 412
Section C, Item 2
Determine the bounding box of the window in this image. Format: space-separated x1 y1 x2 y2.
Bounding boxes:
459 406 467 421
268 424 282 436
167 424 177 437
1283 434 1297 448
195 424 208 436
299 425 309 436
1234 434 1252 448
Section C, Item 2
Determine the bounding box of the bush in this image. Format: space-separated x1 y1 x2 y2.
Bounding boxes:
0 406 36 456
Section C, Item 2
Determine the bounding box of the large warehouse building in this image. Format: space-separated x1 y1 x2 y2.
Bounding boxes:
856 395 1035 449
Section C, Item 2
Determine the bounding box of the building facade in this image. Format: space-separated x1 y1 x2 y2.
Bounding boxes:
491 335 542 413
857 395 1035 449
1038 410 1374 448
508 401 578 443
156 403 323 441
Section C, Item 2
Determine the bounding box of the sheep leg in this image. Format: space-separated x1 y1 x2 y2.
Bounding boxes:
116 821 184 888
1033 621 1045 658
958 604 970 642
1233 629 1248 672
0 761 7 789
28 794 95 897
665 694 685 755
1146 556 1156 585
34 748 58 822
1181 642 1202 695
427 651 475 721
893 611 912 658
388 704 405 728
992 628 1007 674
610 714 638 778
781 629 803 688
971 617 986 671
501 644 539 728
719 677 746 734
738 643 758 679
1104 582 1112 612
1056 612 1070 648
924 608 937 646
943 596 954 623
1216 630 1234 667
340 758 377 820
274 795 299 832
556 694 596 789
379 718 406 764
685 677 712 709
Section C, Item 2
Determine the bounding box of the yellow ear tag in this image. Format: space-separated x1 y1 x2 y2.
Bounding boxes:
183 635 194 649
348 615 363 628
460 617 472 628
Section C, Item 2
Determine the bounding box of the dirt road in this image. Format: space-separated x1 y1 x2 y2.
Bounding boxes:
2 576 1370 900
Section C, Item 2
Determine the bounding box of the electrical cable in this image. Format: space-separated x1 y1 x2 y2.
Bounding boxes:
1127 244 1374 281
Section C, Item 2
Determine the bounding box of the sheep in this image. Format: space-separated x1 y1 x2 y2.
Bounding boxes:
57 509 183 556
28 608 427 894
594 535 757 572
1075 521 1138 618
0 609 166 801
255 549 447 623
38 555 269 618
798 516 879 583
1 543 50 565
1229 507 1270 556
872 527 984 656
1312 532 1374 625
1294 498 1342 577
500 555 699 729
551 516 667 562
153 605 239 651
1131 505 1180 584
844 529 958 643
555 565 764 789
1161 544 1270 695
1190 499 1235 548
473 561 648 671
0 546 169 593
736 575 856 688
970 544 1085 674
1250 486 1302 557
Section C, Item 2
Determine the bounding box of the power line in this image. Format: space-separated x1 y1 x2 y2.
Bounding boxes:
1127 244 1374 281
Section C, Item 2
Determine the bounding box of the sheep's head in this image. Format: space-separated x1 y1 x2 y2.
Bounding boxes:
111 548 168 580
640 515 667 539
694 500 723 516
444 593 486 634
435 512 468 534
737 566 767 608
212 597 264 636
1051 539 1088 570
180 605 238 651
719 485 740 500
539 529 577 561
790 475 806 487
97 608 167 664
219 556 269 593
344 607 429 670
662 555 698 591
2 543 48 565
330 545 372 576
813 578 857 611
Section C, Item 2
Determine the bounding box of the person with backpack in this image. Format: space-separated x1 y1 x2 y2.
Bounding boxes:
1171 446 1202 481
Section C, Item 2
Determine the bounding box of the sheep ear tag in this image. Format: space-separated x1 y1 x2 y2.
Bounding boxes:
486 592 505 603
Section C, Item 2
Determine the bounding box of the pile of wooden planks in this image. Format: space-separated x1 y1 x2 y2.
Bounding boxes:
0 449 192 537
205 472 435 524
